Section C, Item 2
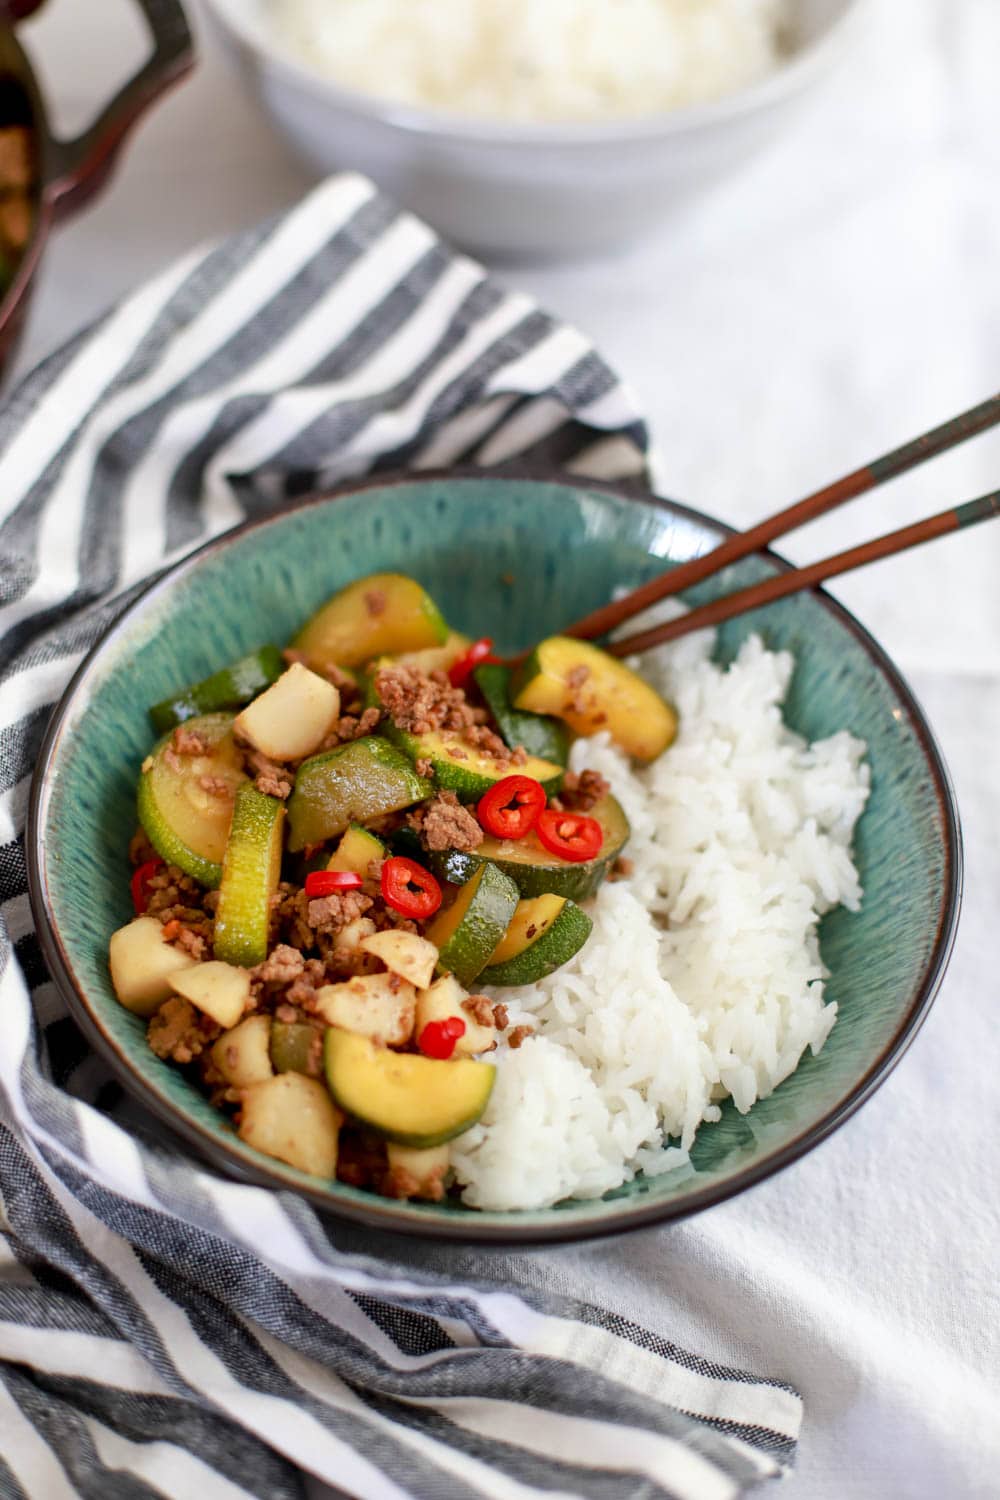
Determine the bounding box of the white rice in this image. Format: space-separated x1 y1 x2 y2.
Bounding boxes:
267 0 793 123
450 629 870 1211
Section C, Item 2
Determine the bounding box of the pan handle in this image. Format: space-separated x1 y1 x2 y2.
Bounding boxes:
33 0 195 223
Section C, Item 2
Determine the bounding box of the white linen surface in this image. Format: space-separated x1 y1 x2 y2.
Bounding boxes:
15 0 1000 1497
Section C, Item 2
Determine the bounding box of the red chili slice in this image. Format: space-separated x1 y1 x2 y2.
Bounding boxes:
380 856 442 920
477 774 546 841
448 637 500 688
305 870 364 898
130 858 164 915
536 809 604 863
418 1016 466 1060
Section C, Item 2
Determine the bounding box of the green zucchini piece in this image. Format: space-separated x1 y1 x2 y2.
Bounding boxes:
137 712 248 887
367 669 564 800
292 572 448 672
473 662 570 766
389 632 471 674
148 646 285 734
424 793 630 902
327 824 385 877
286 737 432 853
511 636 677 762
425 862 519 986
213 786 285 966
271 1020 323 1075
480 895 593 987
324 1029 494 1147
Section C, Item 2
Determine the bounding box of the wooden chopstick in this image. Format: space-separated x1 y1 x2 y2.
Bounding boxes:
563 392 1000 643
606 489 1000 657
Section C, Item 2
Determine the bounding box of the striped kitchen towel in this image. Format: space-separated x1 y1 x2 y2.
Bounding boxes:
0 173 802 1500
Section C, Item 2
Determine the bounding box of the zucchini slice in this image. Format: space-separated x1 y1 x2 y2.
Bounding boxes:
389 632 471 674
480 895 593 987
473 662 570 766
425 793 630 903
512 636 677 762
292 572 448 672
213 786 285 967
382 721 563 802
324 1029 494 1148
286 737 432 852
148 646 285 734
270 1020 323 1076
425 862 519 987
137 711 248 887
327 824 385 878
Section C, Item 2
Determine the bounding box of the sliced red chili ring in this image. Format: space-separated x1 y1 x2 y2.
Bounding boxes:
305 870 364 898
130 858 164 915
448 637 500 688
536 809 604 863
477 774 546 841
417 1016 466 1059
380 855 443 920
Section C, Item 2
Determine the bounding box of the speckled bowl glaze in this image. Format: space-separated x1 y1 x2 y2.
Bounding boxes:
29 474 961 1243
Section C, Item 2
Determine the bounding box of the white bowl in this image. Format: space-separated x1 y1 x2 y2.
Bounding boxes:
201 0 864 259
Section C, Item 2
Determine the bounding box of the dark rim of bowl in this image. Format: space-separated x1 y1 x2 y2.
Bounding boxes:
27 469 963 1245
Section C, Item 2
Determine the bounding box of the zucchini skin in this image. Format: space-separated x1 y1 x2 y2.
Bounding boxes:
473 662 570 766
213 786 285 967
286 736 432 852
427 863 519 988
480 899 593 987
149 646 285 734
421 793 630 903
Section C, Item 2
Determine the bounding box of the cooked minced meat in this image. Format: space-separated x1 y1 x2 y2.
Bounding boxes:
320 706 382 750
307 889 374 934
557 768 610 813
240 746 293 800
410 790 484 853
374 664 483 736
147 996 218 1065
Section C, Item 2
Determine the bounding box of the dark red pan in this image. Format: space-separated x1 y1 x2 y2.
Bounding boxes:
0 0 193 376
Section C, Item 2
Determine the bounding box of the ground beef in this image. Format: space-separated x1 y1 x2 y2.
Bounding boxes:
307 889 374 934
364 588 387 617
253 943 305 987
410 790 484 853
145 867 215 951
198 774 233 799
415 758 433 778
557 768 610 813
462 995 495 1027
491 1003 509 1031
147 997 218 1065
507 1025 534 1049
173 725 210 757
241 747 293 800
320 706 382 750
128 828 158 867
608 856 635 882
374 664 483 736
564 664 591 716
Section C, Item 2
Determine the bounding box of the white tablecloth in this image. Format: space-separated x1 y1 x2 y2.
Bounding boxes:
15 1 1000 1496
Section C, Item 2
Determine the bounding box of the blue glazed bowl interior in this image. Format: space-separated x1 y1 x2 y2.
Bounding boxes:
31 475 960 1240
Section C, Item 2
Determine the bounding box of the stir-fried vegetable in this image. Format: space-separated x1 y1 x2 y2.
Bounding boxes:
109 568 680 1204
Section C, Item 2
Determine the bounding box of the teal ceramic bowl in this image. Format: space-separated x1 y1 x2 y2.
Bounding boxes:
28 473 961 1242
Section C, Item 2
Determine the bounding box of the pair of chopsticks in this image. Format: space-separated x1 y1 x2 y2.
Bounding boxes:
561 394 1000 656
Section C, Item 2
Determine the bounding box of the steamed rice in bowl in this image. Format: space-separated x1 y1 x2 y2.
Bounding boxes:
267 0 796 123
452 625 869 1210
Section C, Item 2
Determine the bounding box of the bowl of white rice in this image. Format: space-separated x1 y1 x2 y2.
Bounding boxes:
31 473 961 1242
200 0 866 257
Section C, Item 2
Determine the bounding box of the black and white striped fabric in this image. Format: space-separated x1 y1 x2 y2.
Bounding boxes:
0 174 802 1500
